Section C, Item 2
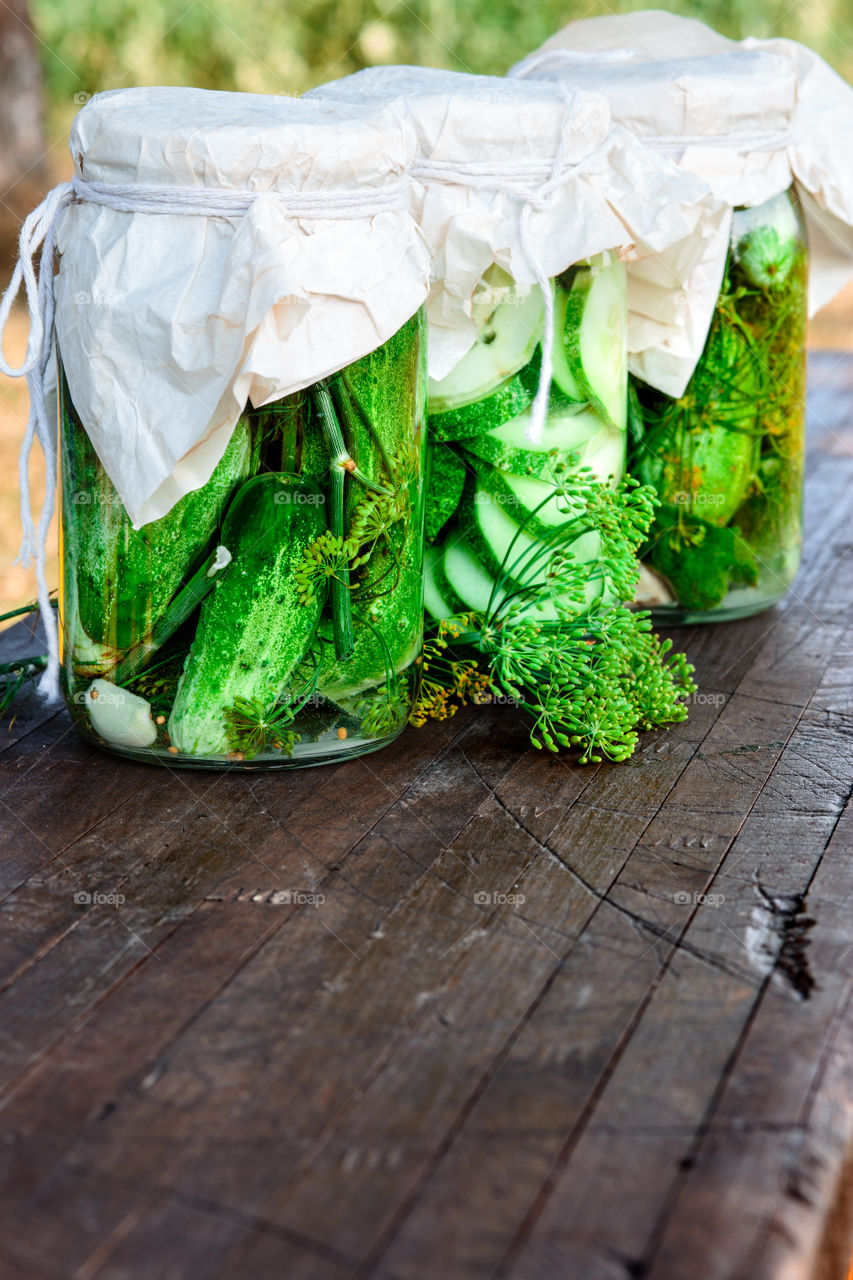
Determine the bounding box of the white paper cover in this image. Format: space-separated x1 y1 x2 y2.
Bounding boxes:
308 67 727 394
512 10 853 320
54 87 430 527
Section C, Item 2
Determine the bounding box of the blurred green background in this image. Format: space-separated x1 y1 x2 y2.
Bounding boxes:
32 0 853 128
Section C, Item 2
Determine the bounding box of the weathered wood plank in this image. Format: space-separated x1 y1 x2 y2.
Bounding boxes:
351 620 847 1278
496 633 853 1280
0 709 525 1273
0 356 851 1280
639 737 853 1277
0 705 481 1089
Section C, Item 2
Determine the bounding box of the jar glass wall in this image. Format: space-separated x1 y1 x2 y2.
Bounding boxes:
59 311 427 767
631 188 808 623
424 254 627 622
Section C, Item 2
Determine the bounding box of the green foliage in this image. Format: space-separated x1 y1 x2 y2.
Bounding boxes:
490 607 695 763
631 218 808 610
32 0 853 120
643 502 758 611
223 695 299 758
411 469 696 763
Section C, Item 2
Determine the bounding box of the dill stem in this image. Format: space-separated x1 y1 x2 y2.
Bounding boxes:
313 382 355 663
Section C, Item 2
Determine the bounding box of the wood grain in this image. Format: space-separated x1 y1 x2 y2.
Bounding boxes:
0 351 852 1279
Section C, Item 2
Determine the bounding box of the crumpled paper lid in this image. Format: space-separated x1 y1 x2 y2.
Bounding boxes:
55 87 430 527
308 66 727 395
513 10 853 319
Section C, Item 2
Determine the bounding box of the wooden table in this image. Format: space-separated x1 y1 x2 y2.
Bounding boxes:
2 352 853 1280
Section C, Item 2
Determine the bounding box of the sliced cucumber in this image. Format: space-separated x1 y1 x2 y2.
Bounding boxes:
438 536 563 624
583 423 625 487
428 353 541 441
428 286 545 412
460 433 575 484
499 471 586 529
463 417 625 487
487 402 603 454
438 539 499 616
460 480 603 604
425 442 467 541
424 545 453 620
431 540 469 616
551 281 584 402
561 256 628 432
428 352 583 442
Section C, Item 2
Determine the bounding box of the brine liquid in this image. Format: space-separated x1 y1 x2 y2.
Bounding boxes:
59 314 427 768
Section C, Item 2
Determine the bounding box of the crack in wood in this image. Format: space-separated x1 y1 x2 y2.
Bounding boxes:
753 877 817 1000
485 788 761 989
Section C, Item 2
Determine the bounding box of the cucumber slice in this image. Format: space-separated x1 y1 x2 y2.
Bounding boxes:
437 539 497 615
551 282 584 402
428 287 545 411
424 544 455 619
460 480 603 604
425 442 467 541
561 256 628 432
583 423 625 487
487 402 603 454
499 471 585 529
463 417 624 487
460 433 574 484
438 537 563 623
428 353 540 441
428 351 582 442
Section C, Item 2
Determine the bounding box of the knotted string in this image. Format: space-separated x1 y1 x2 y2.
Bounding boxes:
0 174 410 703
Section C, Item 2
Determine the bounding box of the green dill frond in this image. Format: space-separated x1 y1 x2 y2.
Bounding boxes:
223 695 299 760
293 531 351 605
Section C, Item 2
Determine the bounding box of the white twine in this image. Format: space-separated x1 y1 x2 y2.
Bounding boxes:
510 49 796 156
411 146 596 447
73 174 410 220
0 173 411 704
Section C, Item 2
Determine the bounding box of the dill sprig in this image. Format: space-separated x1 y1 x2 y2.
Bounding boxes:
0 656 48 719
0 597 55 720
412 471 696 762
409 614 491 727
483 606 694 762
223 696 299 759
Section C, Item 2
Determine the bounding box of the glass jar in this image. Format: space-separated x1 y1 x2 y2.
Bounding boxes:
59 311 427 768
423 254 627 622
630 188 808 623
